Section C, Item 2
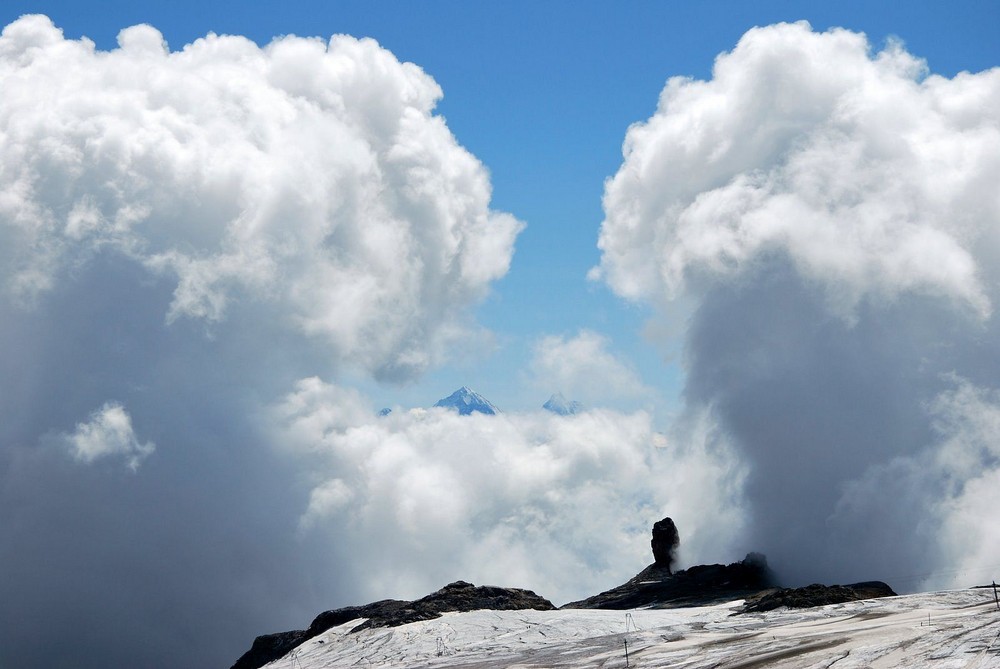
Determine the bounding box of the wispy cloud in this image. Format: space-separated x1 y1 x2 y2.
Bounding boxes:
528 330 654 409
61 401 154 471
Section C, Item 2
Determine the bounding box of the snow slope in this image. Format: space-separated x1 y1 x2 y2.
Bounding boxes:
264 589 1000 668
433 387 501 415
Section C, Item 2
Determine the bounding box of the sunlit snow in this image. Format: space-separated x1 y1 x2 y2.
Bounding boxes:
266 589 1000 668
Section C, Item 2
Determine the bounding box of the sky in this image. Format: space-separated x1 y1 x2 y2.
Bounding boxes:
0 2 998 667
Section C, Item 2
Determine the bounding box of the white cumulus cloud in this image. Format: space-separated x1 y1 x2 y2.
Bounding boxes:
62 401 154 471
597 21 1000 319
596 21 1000 589
0 14 522 380
0 15 521 667
271 377 747 604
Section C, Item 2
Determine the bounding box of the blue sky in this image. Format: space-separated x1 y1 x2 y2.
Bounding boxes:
2 4 1000 667
4 1 997 415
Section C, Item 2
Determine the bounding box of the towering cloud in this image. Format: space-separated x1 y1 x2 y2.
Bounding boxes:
0 15 521 668
0 14 522 380
597 22 1000 586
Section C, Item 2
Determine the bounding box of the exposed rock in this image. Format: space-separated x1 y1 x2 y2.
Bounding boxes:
739 581 897 613
563 553 776 610
565 518 773 609
230 582 554 669
231 515 898 669
651 517 679 572
350 581 554 631
230 629 313 669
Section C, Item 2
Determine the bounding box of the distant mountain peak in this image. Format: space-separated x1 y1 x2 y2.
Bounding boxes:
433 387 500 415
543 392 583 416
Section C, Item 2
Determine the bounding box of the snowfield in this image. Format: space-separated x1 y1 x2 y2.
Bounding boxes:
263 588 1000 668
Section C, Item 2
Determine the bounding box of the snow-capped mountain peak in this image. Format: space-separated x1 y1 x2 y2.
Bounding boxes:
433 386 500 415
543 392 583 415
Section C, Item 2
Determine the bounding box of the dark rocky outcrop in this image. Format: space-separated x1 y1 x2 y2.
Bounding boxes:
562 552 776 610
651 517 680 572
739 581 897 613
564 518 773 610
231 517 900 668
346 581 555 631
230 581 554 669
230 629 314 669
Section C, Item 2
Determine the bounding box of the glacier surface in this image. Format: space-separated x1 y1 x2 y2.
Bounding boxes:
261 588 1000 668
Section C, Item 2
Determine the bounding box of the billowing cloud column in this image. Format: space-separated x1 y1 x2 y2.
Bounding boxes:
597 22 1000 586
0 15 520 668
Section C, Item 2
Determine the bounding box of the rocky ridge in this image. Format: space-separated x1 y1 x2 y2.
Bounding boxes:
230 581 553 669
740 581 897 613
562 551 775 610
231 517 900 669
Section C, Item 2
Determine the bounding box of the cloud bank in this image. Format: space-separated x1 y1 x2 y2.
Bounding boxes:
598 22 1000 586
273 378 746 605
